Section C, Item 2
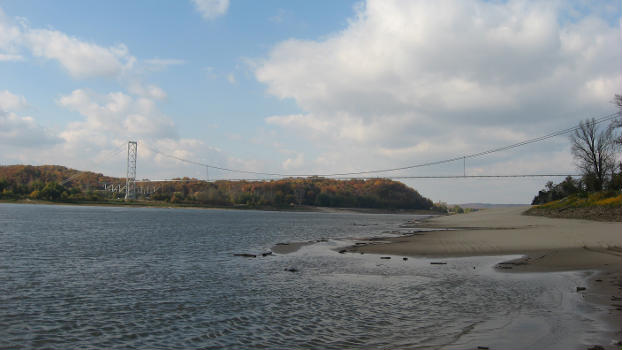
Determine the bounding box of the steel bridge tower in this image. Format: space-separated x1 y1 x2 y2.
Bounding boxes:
125 141 137 200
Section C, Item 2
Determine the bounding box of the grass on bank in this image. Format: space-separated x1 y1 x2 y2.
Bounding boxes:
536 192 622 209
526 191 621 222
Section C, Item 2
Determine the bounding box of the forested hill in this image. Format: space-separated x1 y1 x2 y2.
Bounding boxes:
0 165 435 210
0 165 117 189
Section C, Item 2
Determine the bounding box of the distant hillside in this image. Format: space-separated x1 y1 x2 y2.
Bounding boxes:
0 165 439 211
0 164 118 190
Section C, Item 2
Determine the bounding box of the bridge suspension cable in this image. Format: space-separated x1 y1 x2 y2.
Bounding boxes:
134 174 581 183
141 111 620 178
60 142 127 185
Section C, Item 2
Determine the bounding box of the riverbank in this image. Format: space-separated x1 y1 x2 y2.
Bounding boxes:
525 205 622 222
343 206 621 349
526 192 622 222
346 206 621 269
0 199 443 215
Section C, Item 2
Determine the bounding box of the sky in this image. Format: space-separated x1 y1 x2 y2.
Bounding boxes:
0 0 620 204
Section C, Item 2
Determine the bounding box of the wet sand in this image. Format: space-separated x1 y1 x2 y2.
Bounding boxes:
271 241 317 254
346 206 622 349
349 206 621 271
268 206 621 348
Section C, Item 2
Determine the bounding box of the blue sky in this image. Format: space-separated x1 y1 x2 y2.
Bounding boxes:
0 1 355 147
0 0 620 203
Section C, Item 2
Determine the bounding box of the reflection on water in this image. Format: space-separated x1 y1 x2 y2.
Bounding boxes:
0 204 597 349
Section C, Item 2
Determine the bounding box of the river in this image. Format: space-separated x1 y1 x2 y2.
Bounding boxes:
0 203 604 349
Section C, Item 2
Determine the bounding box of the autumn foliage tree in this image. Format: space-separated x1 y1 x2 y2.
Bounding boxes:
0 165 436 210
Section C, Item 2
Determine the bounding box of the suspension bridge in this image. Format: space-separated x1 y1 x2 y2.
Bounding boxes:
85 111 619 200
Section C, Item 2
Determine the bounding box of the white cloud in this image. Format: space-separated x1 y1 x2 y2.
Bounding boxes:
36 88 221 179
0 110 61 147
0 53 22 61
0 7 262 181
255 0 621 202
255 0 620 194
127 81 167 100
191 0 229 20
47 88 265 180
0 8 22 59
58 89 177 140
0 90 27 111
0 7 136 79
25 28 135 78
258 0 620 120
282 153 304 170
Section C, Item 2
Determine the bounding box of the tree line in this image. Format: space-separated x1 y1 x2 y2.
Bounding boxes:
0 165 438 210
154 177 435 210
532 95 621 204
0 165 117 201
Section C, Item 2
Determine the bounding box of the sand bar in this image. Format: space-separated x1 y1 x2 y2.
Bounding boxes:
350 206 622 347
350 206 622 271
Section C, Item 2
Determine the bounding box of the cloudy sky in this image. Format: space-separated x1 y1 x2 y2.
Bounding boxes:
0 0 620 203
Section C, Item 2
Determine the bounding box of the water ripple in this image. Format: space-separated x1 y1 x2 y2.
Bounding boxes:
0 204 591 349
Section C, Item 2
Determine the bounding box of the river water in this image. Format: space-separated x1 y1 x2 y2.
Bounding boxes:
0 203 607 349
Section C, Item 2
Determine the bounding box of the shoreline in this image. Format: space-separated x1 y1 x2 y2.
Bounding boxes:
346 206 621 272
272 206 622 348
0 199 442 215
345 206 621 349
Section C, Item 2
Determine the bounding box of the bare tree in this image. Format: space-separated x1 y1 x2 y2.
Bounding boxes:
609 94 622 146
570 118 615 191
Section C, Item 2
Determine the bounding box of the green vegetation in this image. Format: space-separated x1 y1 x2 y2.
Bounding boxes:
0 165 442 212
432 202 475 215
527 175 621 221
528 168 621 222
536 192 622 209
527 108 621 221
526 190 621 221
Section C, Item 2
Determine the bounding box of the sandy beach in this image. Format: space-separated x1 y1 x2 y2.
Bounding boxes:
344 206 622 349
349 206 621 271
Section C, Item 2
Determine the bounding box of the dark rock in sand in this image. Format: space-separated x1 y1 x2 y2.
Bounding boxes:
477 347 490 350
284 268 298 273
403 257 408 261
430 262 447 265
380 256 391 259
261 252 273 257
275 243 289 246
587 345 604 350
338 249 347 254
576 287 586 292
233 253 257 258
